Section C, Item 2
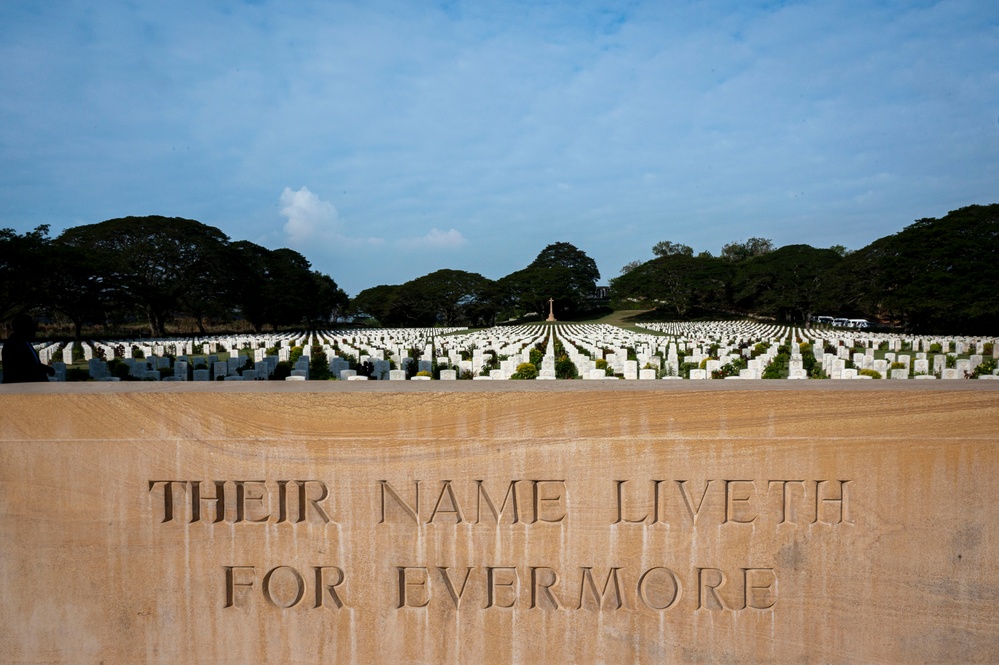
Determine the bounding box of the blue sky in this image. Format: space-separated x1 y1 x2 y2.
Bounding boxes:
1 0 996 295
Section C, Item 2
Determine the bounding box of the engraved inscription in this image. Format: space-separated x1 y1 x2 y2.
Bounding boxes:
224 565 346 609
394 565 774 612
614 479 853 527
379 480 567 525
163 474 839 617
149 480 334 525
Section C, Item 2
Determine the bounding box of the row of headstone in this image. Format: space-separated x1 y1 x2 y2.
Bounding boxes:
17 324 998 381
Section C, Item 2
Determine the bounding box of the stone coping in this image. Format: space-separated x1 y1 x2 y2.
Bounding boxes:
1 379 996 395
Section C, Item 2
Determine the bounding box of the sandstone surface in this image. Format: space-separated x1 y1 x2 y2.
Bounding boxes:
1 382 997 663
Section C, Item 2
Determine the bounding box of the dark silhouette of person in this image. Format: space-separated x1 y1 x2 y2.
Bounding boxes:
2 314 55 383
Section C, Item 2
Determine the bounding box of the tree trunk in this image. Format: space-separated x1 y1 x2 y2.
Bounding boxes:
146 306 157 337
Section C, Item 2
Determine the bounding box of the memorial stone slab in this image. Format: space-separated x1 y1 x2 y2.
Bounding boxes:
1 384 998 664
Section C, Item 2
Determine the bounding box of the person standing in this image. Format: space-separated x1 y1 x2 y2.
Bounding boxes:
2 314 55 383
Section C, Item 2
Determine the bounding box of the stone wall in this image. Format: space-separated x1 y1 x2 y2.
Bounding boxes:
1 383 997 663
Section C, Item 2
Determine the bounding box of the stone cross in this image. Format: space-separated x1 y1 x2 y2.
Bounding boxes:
546 298 557 322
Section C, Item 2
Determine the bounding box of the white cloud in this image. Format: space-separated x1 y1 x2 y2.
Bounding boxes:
280 186 338 244
279 186 383 250
398 227 468 251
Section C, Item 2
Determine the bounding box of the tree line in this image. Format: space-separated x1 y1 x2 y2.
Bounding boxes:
611 204 998 334
349 241 601 328
0 216 349 337
2 204 995 337
0 216 602 337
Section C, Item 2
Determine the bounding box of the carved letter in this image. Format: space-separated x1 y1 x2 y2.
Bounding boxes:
530 567 562 610
296 480 332 524
148 480 185 523
262 566 306 609
742 568 777 609
724 480 757 524
486 567 518 609
614 480 648 524
577 567 625 611
276 480 290 523
696 567 730 611
438 567 474 609
531 480 567 523
191 480 227 523
638 567 681 611
676 480 712 525
223 565 255 608
475 480 520 524
768 480 805 525
427 480 465 524
397 567 430 608
314 566 345 609
234 480 270 523
812 480 852 525
380 480 420 524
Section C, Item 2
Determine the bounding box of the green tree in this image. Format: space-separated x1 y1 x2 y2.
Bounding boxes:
652 241 693 257
229 242 325 331
500 242 600 318
620 260 643 275
391 269 493 326
835 204 999 333
350 284 401 326
41 242 113 339
732 245 842 323
57 216 231 336
306 272 350 329
721 237 775 262
0 225 50 324
611 254 732 317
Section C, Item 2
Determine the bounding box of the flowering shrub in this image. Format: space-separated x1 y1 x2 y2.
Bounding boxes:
510 363 538 380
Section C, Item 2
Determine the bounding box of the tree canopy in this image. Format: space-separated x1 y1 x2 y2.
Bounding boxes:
2 204 995 336
832 204 999 333
652 240 693 257
609 205 999 331
0 216 347 337
510 242 600 318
